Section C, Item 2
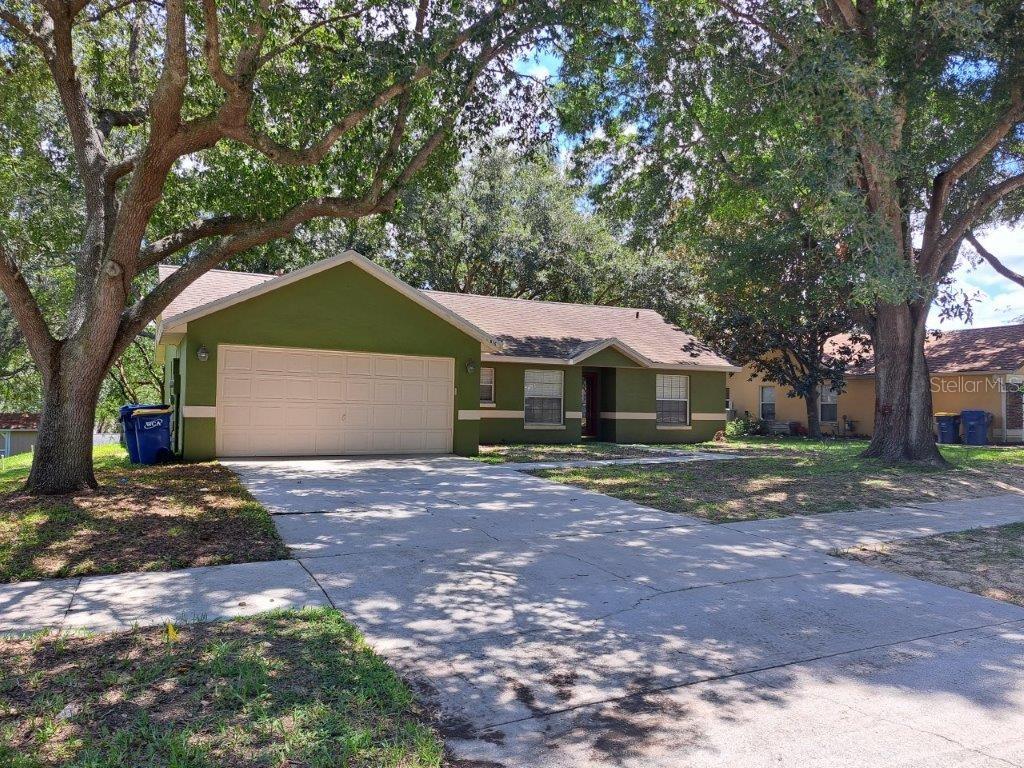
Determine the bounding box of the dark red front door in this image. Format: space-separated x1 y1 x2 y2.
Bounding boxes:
582 372 600 437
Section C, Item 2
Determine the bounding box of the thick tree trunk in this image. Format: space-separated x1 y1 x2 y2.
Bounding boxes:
862 302 945 465
26 351 105 494
805 391 822 439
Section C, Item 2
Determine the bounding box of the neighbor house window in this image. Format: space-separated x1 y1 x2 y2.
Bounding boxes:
479 367 495 405
656 374 689 425
524 369 563 425
819 386 838 423
760 386 776 421
725 387 732 413
0 430 9 458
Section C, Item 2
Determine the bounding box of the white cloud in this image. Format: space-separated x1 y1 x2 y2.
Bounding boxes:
931 224 1024 330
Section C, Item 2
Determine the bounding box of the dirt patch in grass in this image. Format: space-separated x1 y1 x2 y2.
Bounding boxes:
534 442 1024 522
0 608 443 768
0 446 286 583
476 442 680 464
837 523 1024 607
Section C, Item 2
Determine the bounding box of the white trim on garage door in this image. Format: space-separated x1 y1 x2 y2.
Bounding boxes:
216 344 454 457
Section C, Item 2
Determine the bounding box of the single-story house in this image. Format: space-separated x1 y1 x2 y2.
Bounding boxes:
155 251 739 460
0 412 40 456
728 324 1024 443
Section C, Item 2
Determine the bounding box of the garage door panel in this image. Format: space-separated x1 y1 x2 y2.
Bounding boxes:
426 382 451 404
345 379 372 402
317 354 345 375
371 405 399 429
253 377 288 400
347 354 372 376
253 349 286 372
285 378 317 400
316 379 344 400
426 359 452 380
344 404 371 427
221 377 252 399
373 380 400 404
285 352 316 374
216 345 453 457
401 381 427 404
221 347 252 372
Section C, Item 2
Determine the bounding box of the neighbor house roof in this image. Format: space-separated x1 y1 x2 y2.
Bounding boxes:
843 323 1024 376
0 412 40 431
155 254 738 371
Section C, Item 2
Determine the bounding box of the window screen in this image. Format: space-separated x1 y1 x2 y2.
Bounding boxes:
524 370 563 425
819 386 838 423
760 386 776 421
479 367 495 404
656 374 689 425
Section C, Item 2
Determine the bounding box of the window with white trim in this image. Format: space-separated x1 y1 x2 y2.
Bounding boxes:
725 387 732 412
760 386 776 421
656 374 689 425
0 430 9 458
524 369 563 426
819 385 838 423
479 367 495 405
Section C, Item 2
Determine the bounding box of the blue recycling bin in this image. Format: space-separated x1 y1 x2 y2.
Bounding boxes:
120 404 173 464
934 413 961 444
960 409 991 446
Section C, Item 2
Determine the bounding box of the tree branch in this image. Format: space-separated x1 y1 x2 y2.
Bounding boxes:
922 80 1023 252
966 231 1024 288
137 214 250 269
0 242 56 375
931 171 1024 271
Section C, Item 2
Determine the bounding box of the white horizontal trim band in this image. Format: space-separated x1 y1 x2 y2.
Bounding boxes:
600 412 656 420
183 406 216 418
692 412 728 421
565 411 583 419
457 409 481 421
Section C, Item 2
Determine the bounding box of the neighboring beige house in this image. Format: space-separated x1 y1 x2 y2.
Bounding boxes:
729 323 1024 443
0 412 40 456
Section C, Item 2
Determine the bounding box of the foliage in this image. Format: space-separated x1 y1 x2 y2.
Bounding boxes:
676 207 871 437
0 0 599 490
557 0 1024 461
725 413 764 438
375 147 688 312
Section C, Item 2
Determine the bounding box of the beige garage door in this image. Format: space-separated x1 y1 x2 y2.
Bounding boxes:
215 344 454 457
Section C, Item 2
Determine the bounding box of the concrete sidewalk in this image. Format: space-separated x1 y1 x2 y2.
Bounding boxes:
0 559 329 635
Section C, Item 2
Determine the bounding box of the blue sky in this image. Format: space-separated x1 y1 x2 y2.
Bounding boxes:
932 225 1024 330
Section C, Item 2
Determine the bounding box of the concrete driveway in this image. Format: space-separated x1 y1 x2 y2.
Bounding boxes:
227 456 1024 767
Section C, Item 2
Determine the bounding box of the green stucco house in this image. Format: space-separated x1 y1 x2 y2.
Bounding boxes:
155 251 739 460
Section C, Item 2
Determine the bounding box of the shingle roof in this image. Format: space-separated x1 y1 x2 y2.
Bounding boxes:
0 412 40 430
845 324 1024 376
158 265 274 322
424 291 733 368
156 262 736 369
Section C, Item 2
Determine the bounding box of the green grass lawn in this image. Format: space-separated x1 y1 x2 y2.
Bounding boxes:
534 437 1024 523
0 608 443 768
0 445 287 583
474 441 680 464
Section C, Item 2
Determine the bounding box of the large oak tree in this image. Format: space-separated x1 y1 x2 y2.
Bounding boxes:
559 0 1024 463
0 0 579 493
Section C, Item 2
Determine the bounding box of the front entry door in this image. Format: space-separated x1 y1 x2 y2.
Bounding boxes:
582 372 600 438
